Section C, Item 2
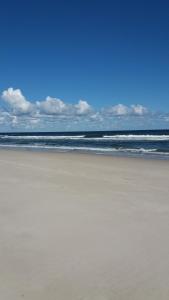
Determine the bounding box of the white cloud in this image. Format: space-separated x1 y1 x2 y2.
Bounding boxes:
107 104 129 116
37 96 66 115
0 88 94 129
105 104 148 116
75 100 91 115
1 88 33 114
30 118 40 124
90 112 103 122
131 104 148 115
11 115 18 126
0 86 161 130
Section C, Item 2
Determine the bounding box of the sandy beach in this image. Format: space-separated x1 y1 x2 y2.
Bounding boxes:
0 149 169 300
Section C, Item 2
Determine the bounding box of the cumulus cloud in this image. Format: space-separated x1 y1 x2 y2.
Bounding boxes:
107 104 129 116
105 104 148 116
0 88 95 129
131 104 148 115
90 112 103 122
37 96 66 115
75 100 91 115
1 86 162 130
1 88 33 114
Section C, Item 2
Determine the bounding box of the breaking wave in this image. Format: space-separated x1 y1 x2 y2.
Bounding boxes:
0 130 169 158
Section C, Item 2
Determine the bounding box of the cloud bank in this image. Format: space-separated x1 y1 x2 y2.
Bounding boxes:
0 87 168 131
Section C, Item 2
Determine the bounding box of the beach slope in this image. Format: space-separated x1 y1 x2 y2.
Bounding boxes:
0 150 169 300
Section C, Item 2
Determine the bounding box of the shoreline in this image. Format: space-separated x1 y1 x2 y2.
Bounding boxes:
1 129 169 160
1 146 169 161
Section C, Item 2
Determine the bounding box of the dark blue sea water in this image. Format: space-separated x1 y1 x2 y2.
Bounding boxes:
0 129 169 159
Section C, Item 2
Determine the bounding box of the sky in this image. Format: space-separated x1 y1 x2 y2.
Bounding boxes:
0 0 169 131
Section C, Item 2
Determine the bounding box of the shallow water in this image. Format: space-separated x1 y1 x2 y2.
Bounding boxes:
0 129 169 159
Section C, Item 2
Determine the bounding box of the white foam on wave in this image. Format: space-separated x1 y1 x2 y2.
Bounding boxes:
0 143 165 155
1 134 169 141
103 135 169 141
0 144 113 152
0 135 85 140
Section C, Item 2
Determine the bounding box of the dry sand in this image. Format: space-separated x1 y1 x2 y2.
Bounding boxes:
0 149 169 300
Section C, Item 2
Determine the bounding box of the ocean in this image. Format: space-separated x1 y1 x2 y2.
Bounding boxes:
0 129 169 159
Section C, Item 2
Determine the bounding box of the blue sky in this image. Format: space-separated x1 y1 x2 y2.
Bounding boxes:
0 0 169 131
